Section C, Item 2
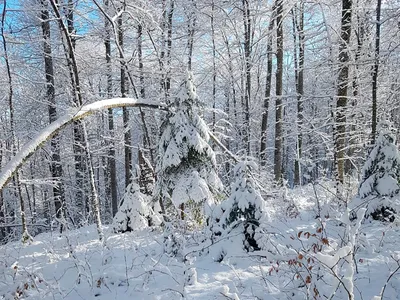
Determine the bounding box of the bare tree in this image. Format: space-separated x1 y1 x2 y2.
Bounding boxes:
1 0 31 242
242 0 251 154
260 4 275 167
40 0 67 229
48 0 103 239
292 2 305 186
334 0 353 186
371 0 382 143
104 0 118 217
274 0 284 183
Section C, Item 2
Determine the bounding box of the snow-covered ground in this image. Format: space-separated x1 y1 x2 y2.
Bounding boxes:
1 184 400 299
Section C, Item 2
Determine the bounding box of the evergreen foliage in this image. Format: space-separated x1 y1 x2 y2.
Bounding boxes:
353 121 400 221
154 72 222 224
138 149 155 196
211 161 267 251
113 182 152 233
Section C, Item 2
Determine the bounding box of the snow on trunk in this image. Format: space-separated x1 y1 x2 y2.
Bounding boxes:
0 98 165 193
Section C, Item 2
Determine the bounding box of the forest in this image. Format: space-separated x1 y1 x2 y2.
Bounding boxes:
1 0 400 299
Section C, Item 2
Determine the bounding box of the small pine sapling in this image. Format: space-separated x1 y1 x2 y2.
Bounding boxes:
219 161 266 251
113 182 151 233
353 121 400 221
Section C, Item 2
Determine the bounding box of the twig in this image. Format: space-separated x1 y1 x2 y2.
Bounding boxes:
380 255 400 299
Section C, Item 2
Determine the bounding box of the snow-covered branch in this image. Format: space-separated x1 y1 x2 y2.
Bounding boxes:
0 98 166 193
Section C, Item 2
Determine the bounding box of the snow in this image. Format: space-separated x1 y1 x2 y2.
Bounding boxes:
0 98 165 193
2 182 400 299
154 73 223 220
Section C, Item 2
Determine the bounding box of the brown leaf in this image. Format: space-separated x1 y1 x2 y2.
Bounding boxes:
321 238 329 245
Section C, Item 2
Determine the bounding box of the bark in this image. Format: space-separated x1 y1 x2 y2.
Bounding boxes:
104 0 118 217
49 0 103 237
187 0 196 71
242 0 251 154
222 31 238 150
117 16 132 188
49 0 86 225
347 4 365 174
293 3 305 186
260 6 275 166
1 0 31 242
166 0 174 100
211 0 217 132
41 0 66 229
371 0 381 144
137 23 155 165
335 0 352 185
274 0 284 183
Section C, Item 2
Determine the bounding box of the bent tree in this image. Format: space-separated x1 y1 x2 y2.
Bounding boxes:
0 98 165 241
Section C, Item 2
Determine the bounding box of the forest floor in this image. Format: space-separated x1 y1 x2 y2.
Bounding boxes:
1 184 400 299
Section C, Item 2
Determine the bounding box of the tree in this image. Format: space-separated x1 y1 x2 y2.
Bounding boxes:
154 72 222 223
274 0 284 183
103 0 118 218
219 161 265 251
242 0 251 154
371 0 382 144
40 0 66 231
260 4 275 167
113 182 151 233
334 0 353 187
353 121 400 221
292 2 305 186
1 0 31 242
138 149 155 196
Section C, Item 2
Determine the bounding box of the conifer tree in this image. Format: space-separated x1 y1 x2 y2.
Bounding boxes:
220 161 265 251
138 149 155 196
210 161 267 252
113 182 151 233
154 72 222 224
353 121 400 221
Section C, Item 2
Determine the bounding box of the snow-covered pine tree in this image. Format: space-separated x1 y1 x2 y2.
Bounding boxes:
138 149 155 196
154 72 223 225
113 182 151 233
353 121 400 221
216 161 267 251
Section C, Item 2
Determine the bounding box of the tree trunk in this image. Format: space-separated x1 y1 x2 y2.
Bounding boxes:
371 0 381 144
41 0 67 230
117 16 132 188
187 0 196 71
137 23 155 165
211 0 217 132
104 0 118 218
166 0 174 101
335 0 352 186
242 0 251 154
293 3 305 186
260 5 275 166
49 0 103 238
1 0 31 242
274 0 284 183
